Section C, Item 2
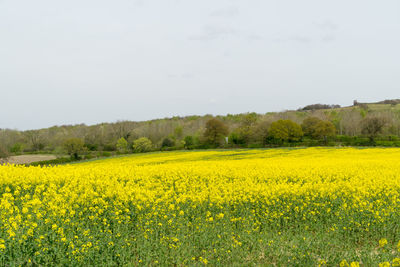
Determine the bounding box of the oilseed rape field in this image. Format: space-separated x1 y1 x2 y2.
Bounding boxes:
1 149 400 266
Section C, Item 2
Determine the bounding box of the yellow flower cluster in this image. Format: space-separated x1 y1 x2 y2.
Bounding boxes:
1 148 400 265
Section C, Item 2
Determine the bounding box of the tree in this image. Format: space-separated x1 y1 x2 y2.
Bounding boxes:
0 145 9 164
183 136 195 149
203 118 229 146
10 143 24 153
302 117 336 142
174 126 183 139
116 137 129 153
63 138 86 160
302 117 322 137
230 113 258 145
362 116 387 142
161 137 175 148
132 137 153 153
24 130 46 151
313 121 336 143
269 120 303 143
252 120 272 145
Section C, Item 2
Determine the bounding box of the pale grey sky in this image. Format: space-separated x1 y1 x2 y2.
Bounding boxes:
1 0 399 130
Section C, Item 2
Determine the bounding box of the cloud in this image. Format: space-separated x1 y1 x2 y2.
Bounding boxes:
188 25 239 41
209 6 239 18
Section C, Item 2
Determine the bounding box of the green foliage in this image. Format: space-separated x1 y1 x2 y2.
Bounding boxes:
313 121 336 139
116 137 129 153
230 113 258 145
133 137 153 153
229 131 246 145
203 118 229 147
302 117 322 137
161 137 175 148
63 138 86 160
10 143 24 154
183 136 195 149
269 120 303 142
28 157 75 166
174 126 183 139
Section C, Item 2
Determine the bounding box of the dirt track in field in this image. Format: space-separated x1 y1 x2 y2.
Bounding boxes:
6 155 57 164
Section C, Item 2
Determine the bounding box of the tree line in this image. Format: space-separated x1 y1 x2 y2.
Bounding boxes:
1 103 400 161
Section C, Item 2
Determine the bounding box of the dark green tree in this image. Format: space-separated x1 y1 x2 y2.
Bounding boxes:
301 117 322 137
183 136 195 149
161 137 175 148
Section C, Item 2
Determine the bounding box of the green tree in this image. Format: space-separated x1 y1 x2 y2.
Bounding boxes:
174 126 183 139
183 136 195 149
313 121 336 143
301 117 322 137
161 137 175 148
132 137 153 153
269 120 303 143
230 113 258 145
63 138 86 160
10 143 24 154
362 116 387 142
116 137 129 153
203 118 229 147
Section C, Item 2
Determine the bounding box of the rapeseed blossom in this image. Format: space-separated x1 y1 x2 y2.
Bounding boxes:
1 148 400 265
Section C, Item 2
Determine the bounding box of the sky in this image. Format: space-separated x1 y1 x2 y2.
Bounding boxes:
1 0 399 130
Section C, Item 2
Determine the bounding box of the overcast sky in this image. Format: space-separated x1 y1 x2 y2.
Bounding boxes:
1 0 399 130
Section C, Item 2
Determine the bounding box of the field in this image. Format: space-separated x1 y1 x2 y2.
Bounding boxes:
6 155 57 165
1 148 400 266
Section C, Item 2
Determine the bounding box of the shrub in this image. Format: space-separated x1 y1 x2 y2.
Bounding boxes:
133 137 153 153
116 137 129 153
161 138 175 148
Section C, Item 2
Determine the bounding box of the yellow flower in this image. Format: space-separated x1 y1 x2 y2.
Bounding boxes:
340 259 350 267
379 238 388 248
393 258 400 267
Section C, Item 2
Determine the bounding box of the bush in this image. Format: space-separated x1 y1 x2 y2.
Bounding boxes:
183 136 197 149
133 137 153 153
116 137 129 153
10 143 24 154
161 138 175 148
100 151 112 157
28 157 74 166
